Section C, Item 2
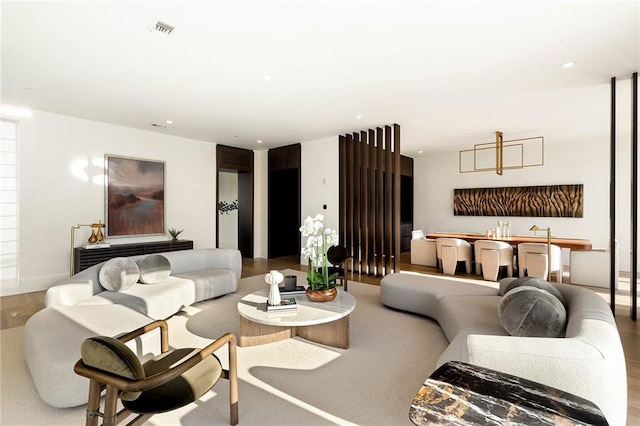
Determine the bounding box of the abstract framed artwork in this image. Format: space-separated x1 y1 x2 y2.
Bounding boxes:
453 184 583 217
105 155 165 237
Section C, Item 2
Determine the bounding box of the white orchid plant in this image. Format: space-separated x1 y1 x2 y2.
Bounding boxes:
300 214 340 290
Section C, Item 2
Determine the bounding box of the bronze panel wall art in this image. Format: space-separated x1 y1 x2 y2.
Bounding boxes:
453 184 583 217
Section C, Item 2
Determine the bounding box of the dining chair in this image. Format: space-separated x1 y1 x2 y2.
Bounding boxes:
436 238 472 275
517 242 563 282
411 230 437 267
473 240 514 281
326 245 353 291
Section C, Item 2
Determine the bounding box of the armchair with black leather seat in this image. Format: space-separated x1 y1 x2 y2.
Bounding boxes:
74 320 238 426
326 245 353 291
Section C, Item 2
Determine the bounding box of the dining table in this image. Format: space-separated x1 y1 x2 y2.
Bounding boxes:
426 232 592 250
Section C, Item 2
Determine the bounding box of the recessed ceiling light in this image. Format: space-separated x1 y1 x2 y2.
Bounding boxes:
166 120 173 125
356 115 362 119
562 61 576 68
257 140 263 144
418 150 424 154
263 75 272 81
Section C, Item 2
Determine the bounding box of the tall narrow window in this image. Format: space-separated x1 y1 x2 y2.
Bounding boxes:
1 118 19 290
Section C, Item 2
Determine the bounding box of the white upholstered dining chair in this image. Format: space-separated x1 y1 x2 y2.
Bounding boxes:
473 240 514 281
410 230 437 267
436 238 472 275
517 242 563 282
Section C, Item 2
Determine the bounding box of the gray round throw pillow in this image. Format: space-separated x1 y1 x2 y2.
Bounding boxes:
99 257 140 291
500 276 565 305
498 286 567 337
137 254 171 284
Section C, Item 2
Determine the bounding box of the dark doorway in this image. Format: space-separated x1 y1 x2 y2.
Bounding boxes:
268 144 301 259
216 145 254 258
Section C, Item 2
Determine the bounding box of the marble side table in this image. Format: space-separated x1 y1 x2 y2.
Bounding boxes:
409 361 608 425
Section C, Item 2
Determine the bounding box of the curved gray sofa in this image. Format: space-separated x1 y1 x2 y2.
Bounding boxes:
24 248 241 408
380 273 627 426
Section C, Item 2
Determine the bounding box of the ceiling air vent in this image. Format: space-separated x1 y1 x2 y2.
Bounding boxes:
149 20 174 36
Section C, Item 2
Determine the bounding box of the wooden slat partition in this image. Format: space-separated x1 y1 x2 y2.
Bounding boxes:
384 126 393 274
339 124 401 276
632 72 638 321
393 124 402 272
353 132 362 273
345 134 354 257
339 136 347 247
360 130 369 274
611 77 617 315
375 127 384 275
368 129 376 275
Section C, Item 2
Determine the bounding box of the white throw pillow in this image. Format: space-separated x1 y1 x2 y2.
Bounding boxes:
137 254 171 284
99 257 140 291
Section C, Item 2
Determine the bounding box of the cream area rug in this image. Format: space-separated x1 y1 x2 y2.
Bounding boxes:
0 270 448 425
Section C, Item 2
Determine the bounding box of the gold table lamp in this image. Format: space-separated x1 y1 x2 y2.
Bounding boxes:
530 224 552 281
70 220 105 276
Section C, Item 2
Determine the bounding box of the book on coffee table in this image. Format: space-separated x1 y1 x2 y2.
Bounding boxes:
278 285 307 295
266 298 297 311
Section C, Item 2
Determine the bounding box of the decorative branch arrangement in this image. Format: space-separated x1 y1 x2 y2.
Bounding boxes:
218 200 239 215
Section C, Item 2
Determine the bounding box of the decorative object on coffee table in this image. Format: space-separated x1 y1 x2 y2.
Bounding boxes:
279 275 306 294
265 270 284 306
300 213 340 302
305 287 337 302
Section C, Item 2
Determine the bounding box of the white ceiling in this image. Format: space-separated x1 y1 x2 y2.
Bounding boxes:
2 0 638 156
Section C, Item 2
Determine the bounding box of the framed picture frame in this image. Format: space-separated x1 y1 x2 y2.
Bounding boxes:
105 155 165 237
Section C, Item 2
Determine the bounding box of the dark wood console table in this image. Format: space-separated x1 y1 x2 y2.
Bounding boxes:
409 361 608 425
73 240 193 274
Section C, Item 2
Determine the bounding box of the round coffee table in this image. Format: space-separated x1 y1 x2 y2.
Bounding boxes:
237 288 356 349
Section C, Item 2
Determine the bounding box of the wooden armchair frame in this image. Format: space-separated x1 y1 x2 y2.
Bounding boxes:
74 320 238 426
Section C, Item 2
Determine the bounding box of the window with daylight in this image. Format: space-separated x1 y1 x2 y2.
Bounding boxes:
1 118 19 290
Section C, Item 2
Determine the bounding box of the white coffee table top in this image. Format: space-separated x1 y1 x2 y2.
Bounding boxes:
237 288 356 327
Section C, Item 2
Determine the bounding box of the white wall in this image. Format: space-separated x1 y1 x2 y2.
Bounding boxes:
5 110 217 296
217 171 238 249
300 136 339 263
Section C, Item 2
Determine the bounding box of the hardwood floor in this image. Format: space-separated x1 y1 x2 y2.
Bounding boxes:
1 253 638 424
